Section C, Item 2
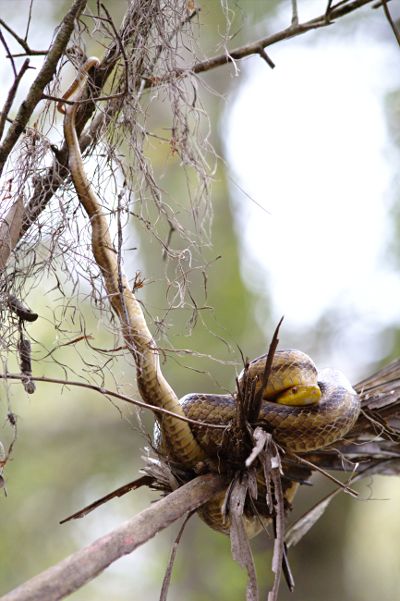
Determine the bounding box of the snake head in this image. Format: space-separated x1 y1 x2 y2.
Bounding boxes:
275 384 322 406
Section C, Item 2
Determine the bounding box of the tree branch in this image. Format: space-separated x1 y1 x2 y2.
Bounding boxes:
0 474 226 601
18 0 163 243
380 0 400 47
0 372 225 431
10 0 378 252
0 59 30 141
0 18 47 56
0 0 87 175
144 0 376 86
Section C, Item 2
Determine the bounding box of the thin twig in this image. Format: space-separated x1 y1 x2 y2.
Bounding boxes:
0 18 47 56
381 0 400 46
257 47 275 69
325 0 334 19
0 59 30 141
290 453 359 497
99 3 129 95
0 373 226 430
159 512 194 601
291 0 299 26
24 0 34 43
5 51 47 57
42 91 125 105
2 410 18 470
0 29 17 77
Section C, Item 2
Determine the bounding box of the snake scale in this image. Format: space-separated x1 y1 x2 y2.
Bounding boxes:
60 58 361 536
58 57 205 467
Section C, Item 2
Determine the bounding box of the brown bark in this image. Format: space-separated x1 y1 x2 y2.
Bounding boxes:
0 474 225 601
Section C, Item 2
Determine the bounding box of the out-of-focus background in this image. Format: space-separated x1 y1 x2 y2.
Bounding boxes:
1 1 400 600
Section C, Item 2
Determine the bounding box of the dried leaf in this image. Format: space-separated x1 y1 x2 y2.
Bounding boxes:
285 495 334 549
356 358 400 400
248 316 283 422
262 434 274 512
267 452 285 601
0 196 24 270
18 336 36 394
285 460 396 548
141 453 181 491
60 475 153 523
282 544 295 592
248 469 258 501
160 513 193 601
246 427 268 467
229 476 259 601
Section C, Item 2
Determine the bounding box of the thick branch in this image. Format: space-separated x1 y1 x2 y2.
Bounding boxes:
0 0 87 175
0 474 226 601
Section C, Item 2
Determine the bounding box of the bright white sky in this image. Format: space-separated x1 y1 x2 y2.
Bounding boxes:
226 2 400 376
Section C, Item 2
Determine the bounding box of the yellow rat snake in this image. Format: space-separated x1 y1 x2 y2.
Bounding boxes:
59 58 360 535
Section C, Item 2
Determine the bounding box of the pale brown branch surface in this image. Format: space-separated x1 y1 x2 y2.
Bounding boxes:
0 474 226 601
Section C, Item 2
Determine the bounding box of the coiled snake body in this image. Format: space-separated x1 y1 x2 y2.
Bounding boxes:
182 349 360 455
180 349 360 534
60 58 360 536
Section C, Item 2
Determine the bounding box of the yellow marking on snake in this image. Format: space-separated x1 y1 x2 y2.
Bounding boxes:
181 349 360 456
